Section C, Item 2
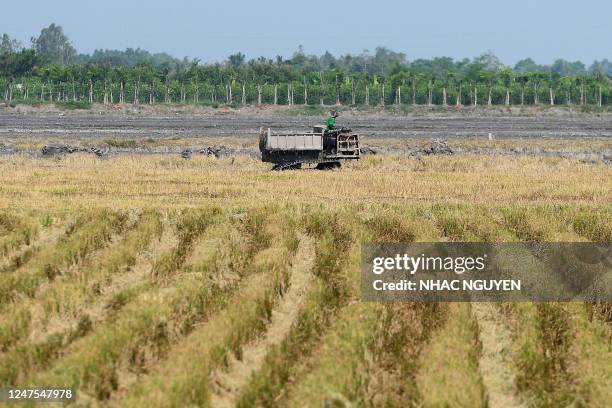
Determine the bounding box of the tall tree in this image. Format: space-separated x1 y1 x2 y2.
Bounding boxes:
32 23 76 64
0 34 22 54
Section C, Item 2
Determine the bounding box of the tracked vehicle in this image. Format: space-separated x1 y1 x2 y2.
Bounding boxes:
259 126 360 170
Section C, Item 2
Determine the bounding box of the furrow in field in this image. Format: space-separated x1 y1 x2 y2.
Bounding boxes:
0 214 38 263
0 211 127 353
471 303 526 408
561 206 612 242
499 210 588 406
0 209 127 310
208 233 314 408
565 303 612 406
430 205 524 407
0 211 158 385
111 210 298 407
341 206 444 407
416 303 487 407
24 207 276 403
0 215 66 274
234 211 355 407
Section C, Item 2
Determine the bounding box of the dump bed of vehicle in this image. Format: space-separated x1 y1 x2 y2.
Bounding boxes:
264 128 323 151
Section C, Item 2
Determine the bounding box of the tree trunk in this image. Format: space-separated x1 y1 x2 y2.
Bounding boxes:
40 84 45 102
103 81 108 105
241 83 246 105
257 84 262 105
474 86 478 106
412 82 416 105
428 83 432 106
274 84 278 105
505 88 510 105
397 86 401 105
381 84 385 106
487 85 492 105
365 84 369 106
550 87 554 105
442 86 447 106
287 84 291 105
599 85 602 107
580 82 585 105
89 80 93 103
456 83 462 106
150 83 154 104
521 87 525 105
335 75 340 105
534 84 538 105
303 77 308 105
319 84 324 106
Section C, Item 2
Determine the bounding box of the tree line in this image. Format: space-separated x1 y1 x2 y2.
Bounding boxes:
1 24 611 107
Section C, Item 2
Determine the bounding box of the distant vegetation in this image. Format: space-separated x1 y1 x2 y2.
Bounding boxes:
1 24 611 107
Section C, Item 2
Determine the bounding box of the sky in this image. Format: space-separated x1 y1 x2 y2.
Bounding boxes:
2 0 611 65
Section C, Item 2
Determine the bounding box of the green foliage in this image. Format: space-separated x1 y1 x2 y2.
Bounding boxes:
55 100 91 110
0 26 611 106
32 23 76 64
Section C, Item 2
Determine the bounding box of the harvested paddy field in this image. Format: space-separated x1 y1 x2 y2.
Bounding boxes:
0 106 610 407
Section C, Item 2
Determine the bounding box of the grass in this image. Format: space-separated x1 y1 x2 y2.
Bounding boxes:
117 210 298 407
417 303 487 407
0 155 609 209
235 211 355 407
0 210 126 309
0 143 609 406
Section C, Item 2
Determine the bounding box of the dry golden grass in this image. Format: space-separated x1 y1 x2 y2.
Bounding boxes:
0 145 610 407
0 154 609 209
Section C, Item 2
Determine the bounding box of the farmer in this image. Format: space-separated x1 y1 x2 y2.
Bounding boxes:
326 110 338 130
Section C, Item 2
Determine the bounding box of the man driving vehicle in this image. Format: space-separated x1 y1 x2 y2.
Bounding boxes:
326 110 338 130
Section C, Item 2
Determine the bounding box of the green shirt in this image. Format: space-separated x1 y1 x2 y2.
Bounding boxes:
326 116 336 130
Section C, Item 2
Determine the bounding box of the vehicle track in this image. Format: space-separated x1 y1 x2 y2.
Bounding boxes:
472 303 525 408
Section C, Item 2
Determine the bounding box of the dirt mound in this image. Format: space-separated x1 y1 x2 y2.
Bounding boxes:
200 145 235 158
360 146 380 155
422 139 455 155
41 144 107 157
0 143 14 155
180 148 192 159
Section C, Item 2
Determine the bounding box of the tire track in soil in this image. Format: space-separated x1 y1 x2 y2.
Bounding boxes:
472 303 525 408
209 233 315 408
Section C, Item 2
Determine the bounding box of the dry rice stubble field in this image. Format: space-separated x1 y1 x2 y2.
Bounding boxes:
0 141 610 407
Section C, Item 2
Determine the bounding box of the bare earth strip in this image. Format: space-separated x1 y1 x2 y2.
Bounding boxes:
472 302 526 408
209 233 315 408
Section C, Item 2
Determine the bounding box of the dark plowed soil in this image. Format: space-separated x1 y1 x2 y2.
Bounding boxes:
1 113 612 139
